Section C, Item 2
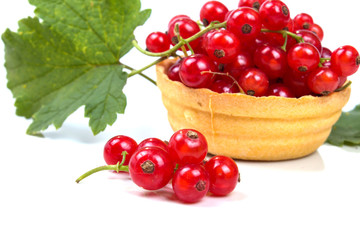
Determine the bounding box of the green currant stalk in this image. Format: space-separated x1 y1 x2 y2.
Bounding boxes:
261 29 305 43
75 151 129 183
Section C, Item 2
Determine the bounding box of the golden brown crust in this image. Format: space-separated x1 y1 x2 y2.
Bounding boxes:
156 59 351 161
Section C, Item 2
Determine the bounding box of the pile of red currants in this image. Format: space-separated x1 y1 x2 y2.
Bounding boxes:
76 129 240 203
146 0 359 98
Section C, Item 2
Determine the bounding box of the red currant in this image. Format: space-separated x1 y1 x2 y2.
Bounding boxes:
226 7 262 42
129 147 174 190
259 0 290 31
200 1 229 26
308 23 324 41
168 129 208 166
168 15 190 28
179 54 216 88
209 76 240 94
293 13 313 30
321 47 332 59
267 83 295 98
137 138 169 152
307 67 340 95
145 32 171 53
205 29 241 64
224 51 254 79
168 18 201 50
172 164 209 203
204 156 239 196
254 44 287 80
167 59 182 82
331 45 360 77
103 135 138 166
287 42 320 74
238 68 269 96
238 0 265 11
295 29 322 54
283 69 312 98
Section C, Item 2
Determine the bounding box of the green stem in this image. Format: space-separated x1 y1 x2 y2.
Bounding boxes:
335 81 352 92
122 64 157 85
261 29 304 43
132 21 227 58
76 152 128 183
127 56 168 80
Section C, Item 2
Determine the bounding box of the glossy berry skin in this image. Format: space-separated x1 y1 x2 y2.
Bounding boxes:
172 164 210 203
168 129 208 166
295 30 322 54
307 68 340 95
238 68 269 96
209 76 240 94
204 156 239 196
331 45 360 77
145 32 171 53
200 1 229 26
129 147 174 191
137 138 169 152
168 15 190 28
267 83 295 98
205 29 241 64
224 52 254 79
259 0 290 31
321 47 332 59
179 54 216 88
104 135 138 166
167 59 182 82
226 7 262 42
283 69 312 98
308 23 324 41
254 44 287 80
293 13 313 30
287 43 320 74
238 0 264 11
168 18 201 50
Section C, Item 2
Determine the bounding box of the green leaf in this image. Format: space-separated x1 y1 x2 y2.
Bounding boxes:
2 0 151 135
327 105 360 146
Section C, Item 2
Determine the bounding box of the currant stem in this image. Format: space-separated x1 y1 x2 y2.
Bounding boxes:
127 56 168 80
75 152 129 183
201 71 246 94
122 64 157 85
335 81 352 92
132 21 227 58
261 29 304 43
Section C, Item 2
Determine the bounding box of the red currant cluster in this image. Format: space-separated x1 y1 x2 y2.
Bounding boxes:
77 129 240 203
146 0 359 97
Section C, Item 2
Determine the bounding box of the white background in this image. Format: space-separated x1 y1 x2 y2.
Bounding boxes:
1 0 359 239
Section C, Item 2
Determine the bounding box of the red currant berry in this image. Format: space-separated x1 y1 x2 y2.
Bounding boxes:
238 0 265 11
129 147 174 190
226 7 262 42
168 18 201 50
254 44 287 80
338 76 347 88
167 59 182 82
168 129 208 166
103 135 138 166
287 42 320 74
293 13 313 30
238 68 269 96
267 83 295 98
307 67 340 95
321 47 332 59
204 156 239 196
259 0 290 31
224 52 254 79
283 69 312 98
179 54 216 88
172 164 209 203
308 23 324 41
209 76 240 94
295 29 322 54
205 29 241 64
168 15 190 28
200 1 229 26
137 138 169 152
145 32 171 53
331 45 360 77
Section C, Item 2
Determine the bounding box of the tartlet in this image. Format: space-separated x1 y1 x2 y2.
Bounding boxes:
156 59 351 161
